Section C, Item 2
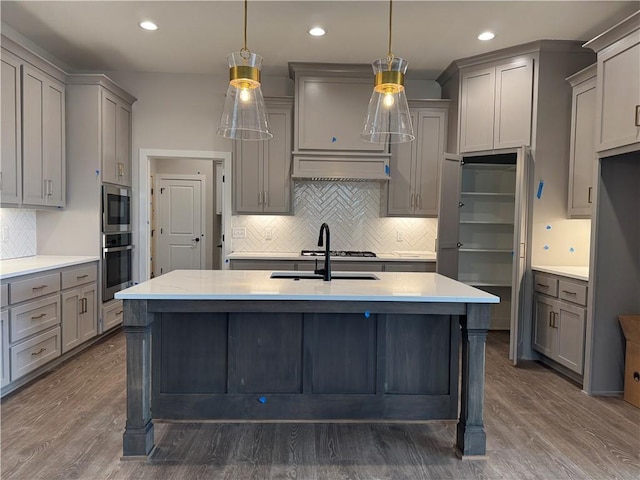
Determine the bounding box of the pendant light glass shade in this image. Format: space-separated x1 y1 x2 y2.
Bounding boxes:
218 51 272 140
361 56 414 144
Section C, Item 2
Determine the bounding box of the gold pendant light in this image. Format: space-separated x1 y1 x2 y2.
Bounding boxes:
361 0 414 144
217 0 272 140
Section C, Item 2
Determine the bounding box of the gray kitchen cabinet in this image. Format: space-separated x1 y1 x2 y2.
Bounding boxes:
1 306 9 388
229 258 433 273
101 89 132 186
1 38 66 209
459 58 533 153
22 64 65 207
567 65 596 217
65 75 136 188
387 102 448 217
532 271 587 379
584 12 640 154
383 262 436 272
1 50 22 205
102 299 124 332
234 98 293 214
61 264 98 352
230 260 296 271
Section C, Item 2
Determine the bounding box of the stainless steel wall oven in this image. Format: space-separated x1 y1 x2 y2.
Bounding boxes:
102 184 131 233
103 232 132 302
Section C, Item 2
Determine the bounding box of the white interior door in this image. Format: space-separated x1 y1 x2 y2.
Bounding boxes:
156 175 205 275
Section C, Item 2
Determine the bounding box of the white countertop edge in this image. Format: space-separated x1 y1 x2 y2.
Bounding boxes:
0 255 100 279
532 265 589 282
226 252 437 262
116 292 499 303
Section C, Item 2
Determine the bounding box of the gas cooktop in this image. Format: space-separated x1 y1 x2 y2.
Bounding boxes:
301 250 377 257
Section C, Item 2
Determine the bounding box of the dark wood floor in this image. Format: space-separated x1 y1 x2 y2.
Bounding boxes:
1 330 639 479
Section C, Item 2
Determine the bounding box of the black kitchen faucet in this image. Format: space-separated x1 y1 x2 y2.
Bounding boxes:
314 223 331 281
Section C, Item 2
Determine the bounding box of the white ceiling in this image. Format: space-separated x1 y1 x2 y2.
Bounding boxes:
1 1 638 79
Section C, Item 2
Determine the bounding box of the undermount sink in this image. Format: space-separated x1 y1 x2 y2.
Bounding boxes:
270 272 379 281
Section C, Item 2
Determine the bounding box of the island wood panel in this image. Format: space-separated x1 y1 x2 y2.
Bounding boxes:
228 313 303 394
157 313 227 394
308 313 377 394
385 314 452 395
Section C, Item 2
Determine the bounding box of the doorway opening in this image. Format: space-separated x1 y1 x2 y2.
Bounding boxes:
138 149 232 283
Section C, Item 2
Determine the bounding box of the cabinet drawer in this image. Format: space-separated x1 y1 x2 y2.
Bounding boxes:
558 280 588 306
534 274 558 297
10 326 61 381
103 300 124 331
10 294 60 343
1 284 7 309
62 264 98 290
10 273 60 304
384 262 436 272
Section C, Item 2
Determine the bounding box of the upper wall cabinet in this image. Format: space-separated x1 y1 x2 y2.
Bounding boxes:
234 98 293 214
386 100 448 217
458 58 533 153
288 63 390 180
584 11 640 155
567 64 596 217
1 38 66 209
66 75 136 188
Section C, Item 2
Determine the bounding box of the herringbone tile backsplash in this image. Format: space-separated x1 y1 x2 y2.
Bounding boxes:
232 182 437 253
0 209 37 260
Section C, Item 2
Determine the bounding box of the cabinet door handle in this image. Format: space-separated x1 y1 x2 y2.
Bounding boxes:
553 311 558 328
79 298 84 314
588 187 592 204
258 191 263 206
562 290 577 295
458 202 465 208
32 285 48 291
536 283 549 288
77 274 89 279
264 191 268 206
31 347 46 356
549 310 553 327
635 105 640 127
84 297 88 314
457 242 463 248
31 313 47 320
116 310 123 316
410 193 414 208
416 194 420 208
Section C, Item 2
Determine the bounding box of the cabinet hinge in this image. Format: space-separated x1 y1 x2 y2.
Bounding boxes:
160 187 165 194
160 228 163 234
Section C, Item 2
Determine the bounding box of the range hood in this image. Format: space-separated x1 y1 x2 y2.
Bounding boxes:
289 62 391 181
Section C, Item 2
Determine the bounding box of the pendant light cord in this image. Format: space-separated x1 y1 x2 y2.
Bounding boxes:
386 0 394 68
240 0 250 59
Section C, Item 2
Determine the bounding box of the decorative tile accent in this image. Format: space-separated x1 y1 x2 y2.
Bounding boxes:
0 209 37 260
232 182 437 253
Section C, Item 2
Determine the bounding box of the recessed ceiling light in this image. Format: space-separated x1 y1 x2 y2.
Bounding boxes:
309 27 326 37
140 21 158 31
478 31 495 41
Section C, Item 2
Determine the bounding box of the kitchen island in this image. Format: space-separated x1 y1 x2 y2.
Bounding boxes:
116 270 498 459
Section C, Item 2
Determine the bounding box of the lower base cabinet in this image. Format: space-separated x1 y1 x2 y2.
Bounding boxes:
102 299 124 332
10 327 61 381
62 283 97 353
1 309 9 388
229 259 436 272
533 272 587 377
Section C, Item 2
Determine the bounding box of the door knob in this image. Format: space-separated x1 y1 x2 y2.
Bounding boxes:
192 237 200 242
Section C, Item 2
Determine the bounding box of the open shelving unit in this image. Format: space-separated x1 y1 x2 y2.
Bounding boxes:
458 159 517 330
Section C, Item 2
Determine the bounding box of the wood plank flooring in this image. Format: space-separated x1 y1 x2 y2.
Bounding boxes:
1 330 639 479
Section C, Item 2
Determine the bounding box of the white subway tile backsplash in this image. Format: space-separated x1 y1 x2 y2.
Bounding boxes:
0 209 37 260
231 182 437 253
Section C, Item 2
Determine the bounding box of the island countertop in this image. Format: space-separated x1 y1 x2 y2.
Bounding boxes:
116 269 499 303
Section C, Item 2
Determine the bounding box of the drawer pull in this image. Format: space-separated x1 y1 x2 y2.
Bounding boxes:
536 283 549 288
116 310 124 316
562 290 577 295
30 313 47 320
76 274 89 279
32 285 48 290
635 105 640 127
31 347 46 356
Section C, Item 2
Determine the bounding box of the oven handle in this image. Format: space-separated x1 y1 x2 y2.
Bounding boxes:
103 245 133 253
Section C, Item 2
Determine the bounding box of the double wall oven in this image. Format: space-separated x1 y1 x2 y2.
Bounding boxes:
102 184 133 302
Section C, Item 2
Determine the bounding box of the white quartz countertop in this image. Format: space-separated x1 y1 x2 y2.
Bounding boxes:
226 251 437 262
532 265 589 282
0 255 100 280
116 269 498 303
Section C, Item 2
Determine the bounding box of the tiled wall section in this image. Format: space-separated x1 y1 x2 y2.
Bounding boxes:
231 182 438 253
0 209 37 260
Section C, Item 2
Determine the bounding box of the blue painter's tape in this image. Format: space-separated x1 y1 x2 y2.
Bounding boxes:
543 245 550 250
96 170 100 176
225 259 229 263
364 311 370 318
536 181 544 199
385 164 390 175
546 225 552 230
331 137 337 143
258 396 267 404
569 247 575 253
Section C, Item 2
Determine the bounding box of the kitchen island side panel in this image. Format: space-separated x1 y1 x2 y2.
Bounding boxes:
148 305 459 421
